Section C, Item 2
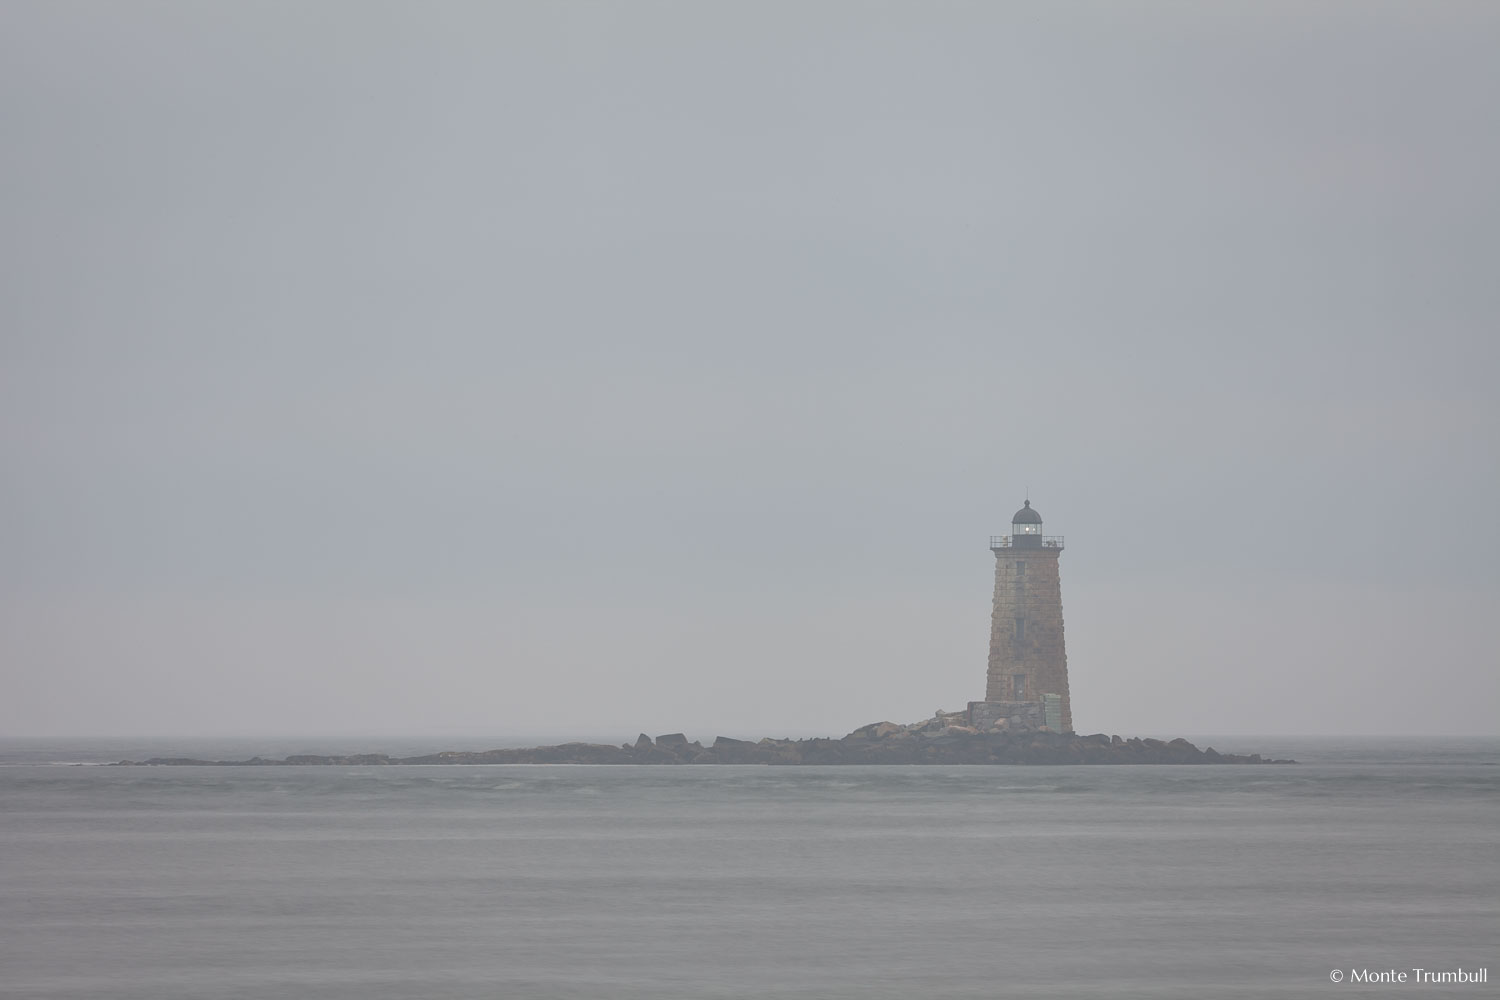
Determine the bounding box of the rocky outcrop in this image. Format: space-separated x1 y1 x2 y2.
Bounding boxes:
115 721 1293 766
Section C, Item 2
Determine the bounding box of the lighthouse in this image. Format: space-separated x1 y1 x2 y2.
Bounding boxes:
973 500 1073 733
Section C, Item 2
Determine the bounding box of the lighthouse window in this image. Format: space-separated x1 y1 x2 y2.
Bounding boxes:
1012 674 1026 699
1015 562 1025 574
1014 618 1025 642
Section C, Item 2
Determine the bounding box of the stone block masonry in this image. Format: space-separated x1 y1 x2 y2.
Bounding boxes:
985 545 1071 732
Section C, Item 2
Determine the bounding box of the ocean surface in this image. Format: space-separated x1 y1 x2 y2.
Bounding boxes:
2 737 1495 999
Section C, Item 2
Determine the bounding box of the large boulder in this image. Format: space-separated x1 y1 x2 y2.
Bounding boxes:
848 721 905 740
709 736 774 764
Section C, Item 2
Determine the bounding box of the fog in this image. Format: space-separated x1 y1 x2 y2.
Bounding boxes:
4 2 1496 741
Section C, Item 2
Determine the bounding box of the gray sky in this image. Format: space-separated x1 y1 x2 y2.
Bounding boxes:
3 1 1497 741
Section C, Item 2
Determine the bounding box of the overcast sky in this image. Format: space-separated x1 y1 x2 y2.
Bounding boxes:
3 1 1496 743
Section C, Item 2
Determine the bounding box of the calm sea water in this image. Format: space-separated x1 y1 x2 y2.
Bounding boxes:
2 737 1495 1000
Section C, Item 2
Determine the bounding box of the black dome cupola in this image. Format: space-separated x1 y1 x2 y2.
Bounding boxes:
1011 499 1043 547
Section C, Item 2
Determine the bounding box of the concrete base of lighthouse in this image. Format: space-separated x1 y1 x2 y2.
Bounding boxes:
968 696 1066 734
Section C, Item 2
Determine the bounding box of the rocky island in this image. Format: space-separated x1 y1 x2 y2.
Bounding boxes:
116 711 1294 766
118 501 1297 768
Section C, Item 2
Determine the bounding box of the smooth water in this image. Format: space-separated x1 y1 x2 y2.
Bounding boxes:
2 738 1495 999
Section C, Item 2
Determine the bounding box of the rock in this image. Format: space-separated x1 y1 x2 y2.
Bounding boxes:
848 721 904 740
344 754 392 765
709 736 775 764
111 723 1296 767
531 742 633 765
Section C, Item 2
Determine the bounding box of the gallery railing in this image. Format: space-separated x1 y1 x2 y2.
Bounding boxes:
989 535 1065 550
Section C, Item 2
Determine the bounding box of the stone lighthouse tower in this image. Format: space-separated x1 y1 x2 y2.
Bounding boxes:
977 500 1072 733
